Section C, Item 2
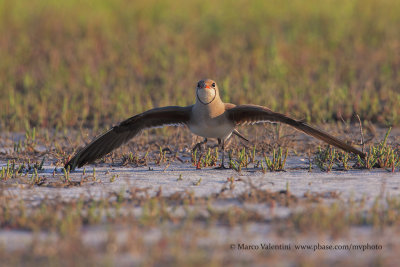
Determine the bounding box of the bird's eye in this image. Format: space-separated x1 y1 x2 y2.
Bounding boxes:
212 82 216 87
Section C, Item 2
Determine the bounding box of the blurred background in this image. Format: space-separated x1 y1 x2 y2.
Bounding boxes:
1 0 400 131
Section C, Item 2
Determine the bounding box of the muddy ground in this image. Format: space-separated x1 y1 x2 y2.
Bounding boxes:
0 124 399 266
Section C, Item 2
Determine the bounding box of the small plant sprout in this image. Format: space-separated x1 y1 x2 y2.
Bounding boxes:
227 176 235 190
228 148 253 173
264 147 288 171
156 147 167 165
163 162 171 172
260 161 267 174
62 167 70 183
191 147 219 169
13 139 22 153
31 157 45 171
357 128 400 171
308 150 313 172
1 160 14 180
121 151 148 166
30 168 45 185
314 146 336 172
195 154 201 169
338 152 350 170
193 177 202 186
110 174 118 183
192 149 197 166
201 148 217 167
24 126 37 151
251 145 256 164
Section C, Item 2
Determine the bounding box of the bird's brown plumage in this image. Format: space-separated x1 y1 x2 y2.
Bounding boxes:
65 79 365 171
226 104 365 158
65 106 192 170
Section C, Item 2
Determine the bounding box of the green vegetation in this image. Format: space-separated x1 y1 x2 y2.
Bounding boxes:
1 0 400 131
2 126 399 173
313 128 400 172
263 147 288 172
357 127 400 170
192 147 219 169
290 195 400 235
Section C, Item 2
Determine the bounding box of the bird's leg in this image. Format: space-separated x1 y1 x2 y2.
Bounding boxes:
215 138 229 169
221 139 226 168
192 138 208 153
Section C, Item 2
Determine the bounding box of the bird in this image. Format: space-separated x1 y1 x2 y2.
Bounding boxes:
65 79 365 170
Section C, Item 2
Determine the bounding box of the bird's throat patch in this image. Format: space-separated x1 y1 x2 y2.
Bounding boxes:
197 88 216 105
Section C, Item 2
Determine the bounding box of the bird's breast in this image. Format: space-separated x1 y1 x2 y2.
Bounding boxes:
188 115 234 139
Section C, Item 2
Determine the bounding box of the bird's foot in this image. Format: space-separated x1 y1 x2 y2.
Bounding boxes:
192 143 202 152
192 138 208 153
162 147 172 154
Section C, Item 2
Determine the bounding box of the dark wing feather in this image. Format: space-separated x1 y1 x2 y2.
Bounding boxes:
226 104 365 158
65 106 192 170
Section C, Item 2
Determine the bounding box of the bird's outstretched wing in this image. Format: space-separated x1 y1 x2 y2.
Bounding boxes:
226 104 365 158
65 106 192 170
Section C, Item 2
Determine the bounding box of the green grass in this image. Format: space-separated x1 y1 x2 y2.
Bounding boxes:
263 147 288 172
1 0 400 131
312 127 400 172
2 125 398 173
357 127 400 170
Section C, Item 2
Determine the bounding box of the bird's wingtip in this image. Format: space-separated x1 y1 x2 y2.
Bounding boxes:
64 163 74 171
64 157 78 171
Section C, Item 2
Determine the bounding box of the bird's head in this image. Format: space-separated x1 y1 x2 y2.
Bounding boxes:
196 79 219 105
